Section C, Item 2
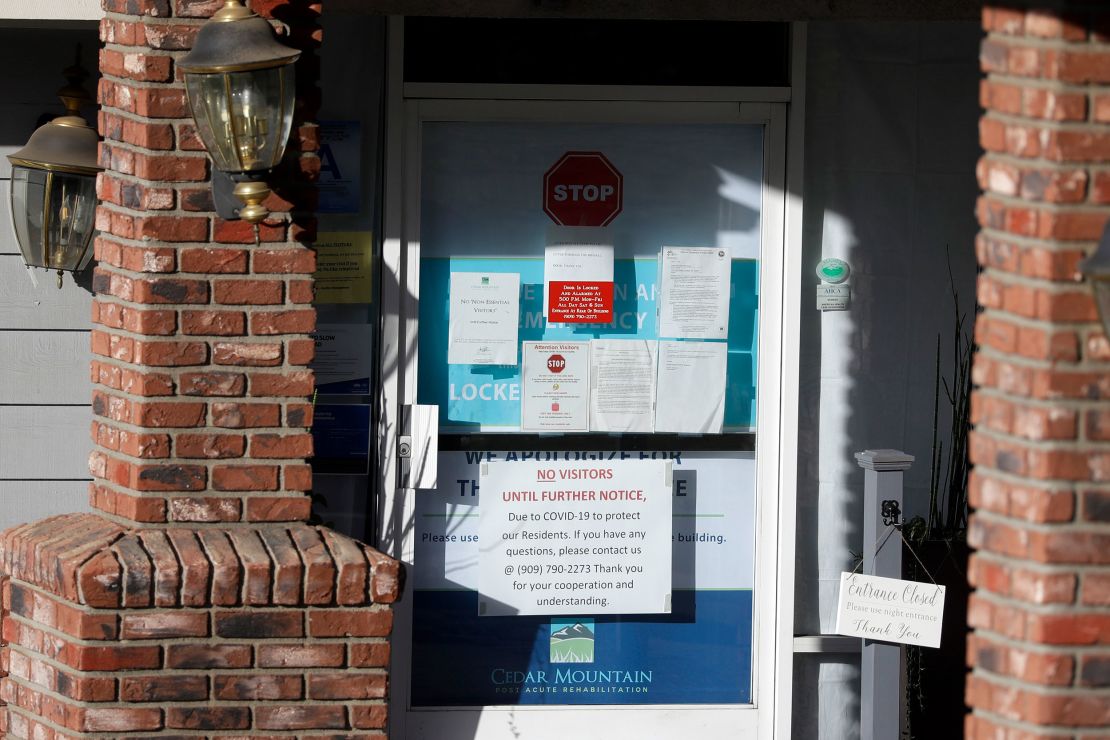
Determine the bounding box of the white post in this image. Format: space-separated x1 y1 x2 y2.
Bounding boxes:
855 449 913 740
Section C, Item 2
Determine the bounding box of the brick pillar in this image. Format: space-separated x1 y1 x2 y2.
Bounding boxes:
0 0 400 737
968 4 1110 737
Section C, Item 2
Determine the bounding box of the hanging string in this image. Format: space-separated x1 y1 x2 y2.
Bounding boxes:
848 524 898 575
896 528 939 586
847 523 940 586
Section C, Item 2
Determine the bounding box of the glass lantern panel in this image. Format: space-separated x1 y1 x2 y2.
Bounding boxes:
227 65 295 170
186 72 242 171
185 65 296 173
45 171 97 271
10 166 47 268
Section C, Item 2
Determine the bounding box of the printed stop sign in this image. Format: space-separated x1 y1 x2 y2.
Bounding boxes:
543 151 623 227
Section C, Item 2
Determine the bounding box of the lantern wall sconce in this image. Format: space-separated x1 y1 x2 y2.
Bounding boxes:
1080 222 1110 336
179 0 300 241
7 55 102 289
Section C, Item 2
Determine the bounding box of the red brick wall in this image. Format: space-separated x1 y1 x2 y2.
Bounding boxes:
968 4 1110 737
0 574 8 737
90 0 322 524
0 517 398 737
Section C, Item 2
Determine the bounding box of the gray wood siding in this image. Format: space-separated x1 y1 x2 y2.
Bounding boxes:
0 331 90 404
0 481 90 522
0 406 90 479
0 256 94 328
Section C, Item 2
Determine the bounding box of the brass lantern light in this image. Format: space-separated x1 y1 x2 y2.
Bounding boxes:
7 58 102 288
179 0 300 237
1080 222 1110 335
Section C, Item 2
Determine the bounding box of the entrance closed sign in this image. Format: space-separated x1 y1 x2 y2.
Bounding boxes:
478 459 673 616
835 572 946 648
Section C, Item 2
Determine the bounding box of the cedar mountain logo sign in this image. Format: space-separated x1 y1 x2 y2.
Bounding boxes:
550 619 595 663
543 151 623 227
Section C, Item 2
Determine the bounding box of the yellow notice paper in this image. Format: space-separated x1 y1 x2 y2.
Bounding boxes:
314 231 374 304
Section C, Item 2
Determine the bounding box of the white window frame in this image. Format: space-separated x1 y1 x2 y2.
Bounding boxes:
376 17 805 740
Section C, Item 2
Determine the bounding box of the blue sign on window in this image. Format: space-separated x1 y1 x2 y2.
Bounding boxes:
418 257 757 431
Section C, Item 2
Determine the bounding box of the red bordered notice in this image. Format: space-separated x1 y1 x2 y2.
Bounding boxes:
544 244 614 324
520 341 590 432
548 281 614 323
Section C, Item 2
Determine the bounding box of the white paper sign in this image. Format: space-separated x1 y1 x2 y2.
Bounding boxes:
835 572 946 648
520 342 589 432
654 341 727 433
543 243 614 320
478 459 673 616
658 246 731 339
414 450 756 593
589 339 657 433
448 272 520 365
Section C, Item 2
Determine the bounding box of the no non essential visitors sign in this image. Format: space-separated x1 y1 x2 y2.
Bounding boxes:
543 151 623 227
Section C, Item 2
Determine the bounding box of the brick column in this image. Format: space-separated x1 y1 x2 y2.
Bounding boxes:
0 1 399 737
968 4 1110 737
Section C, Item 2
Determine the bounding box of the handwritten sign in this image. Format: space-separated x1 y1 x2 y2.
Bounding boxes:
477 459 672 616
835 572 945 648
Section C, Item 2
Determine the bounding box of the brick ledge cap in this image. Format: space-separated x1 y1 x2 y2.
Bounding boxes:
0 513 400 609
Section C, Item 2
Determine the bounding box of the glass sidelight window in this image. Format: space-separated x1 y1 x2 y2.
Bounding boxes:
407 119 767 708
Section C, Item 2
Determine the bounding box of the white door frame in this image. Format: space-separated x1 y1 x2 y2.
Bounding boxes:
376 17 805 740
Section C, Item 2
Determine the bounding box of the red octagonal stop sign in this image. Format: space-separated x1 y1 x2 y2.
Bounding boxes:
543 151 623 227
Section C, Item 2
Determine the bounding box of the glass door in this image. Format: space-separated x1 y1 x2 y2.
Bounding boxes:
382 98 791 740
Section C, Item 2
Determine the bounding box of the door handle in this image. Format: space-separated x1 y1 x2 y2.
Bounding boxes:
400 404 438 489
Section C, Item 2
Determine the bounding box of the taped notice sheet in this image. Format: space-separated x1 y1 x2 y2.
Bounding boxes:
654 341 727 433
477 459 673 616
520 342 589 432
657 246 731 339
448 272 520 365
589 339 656 433
544 242 614 323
